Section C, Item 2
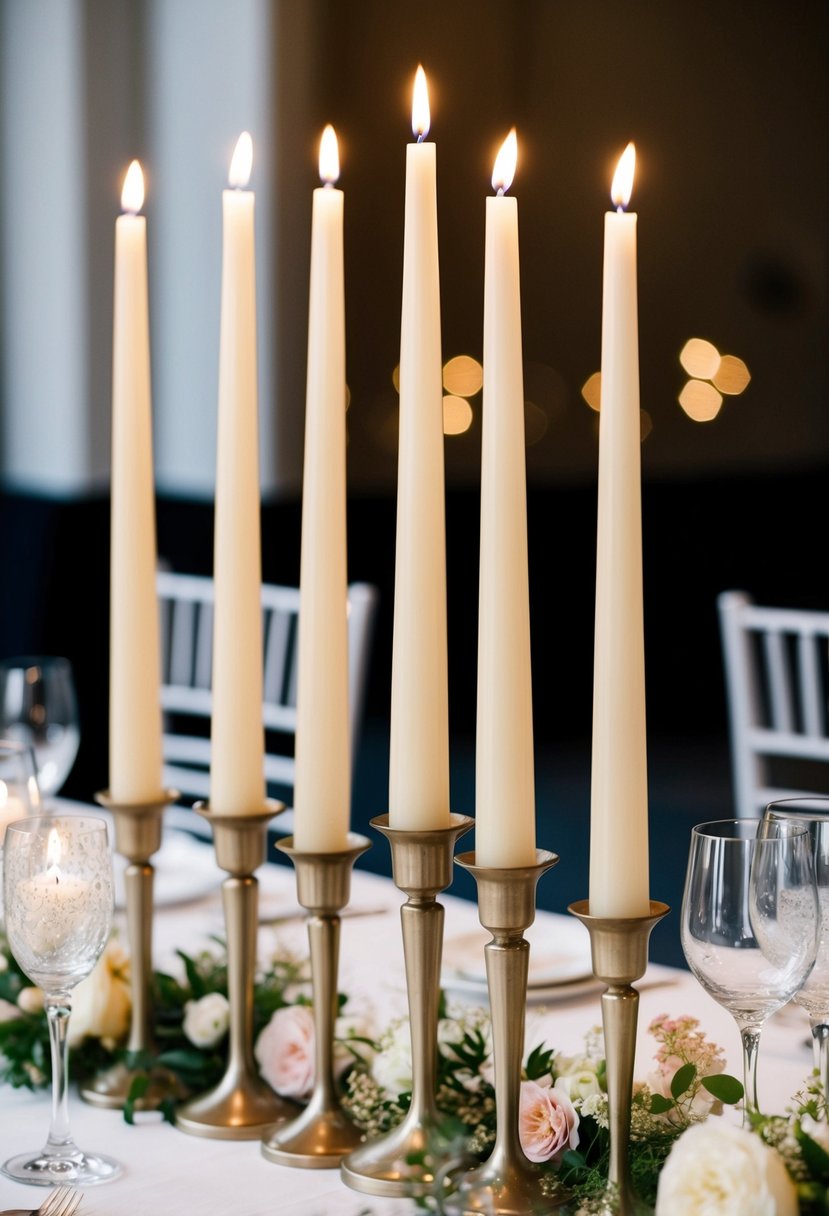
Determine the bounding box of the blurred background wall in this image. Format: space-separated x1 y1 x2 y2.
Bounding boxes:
0 1 826 936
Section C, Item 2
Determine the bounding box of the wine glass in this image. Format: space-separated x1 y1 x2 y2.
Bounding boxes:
1 814 122 1185
0 739 42 924
0 657 81 800
763 797 829 1091
681 817 818 1119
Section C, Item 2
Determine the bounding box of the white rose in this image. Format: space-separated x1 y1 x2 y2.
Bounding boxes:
335 1013 375 1074
371 1020 413 1099
67 938 131 1048
0 997 21 1022
655 1121 798 1216
183 992 230 1049
555 1070 602 1103
17 987 44 1014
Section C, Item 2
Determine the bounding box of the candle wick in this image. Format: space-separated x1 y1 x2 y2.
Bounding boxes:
616 204 625 214
496 186 505 198
416 133 425 145
323 181 333 190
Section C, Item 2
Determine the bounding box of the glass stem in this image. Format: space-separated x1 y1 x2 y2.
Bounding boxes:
811 1019 829 1097
739 1024 762 1122
44 993 77 1155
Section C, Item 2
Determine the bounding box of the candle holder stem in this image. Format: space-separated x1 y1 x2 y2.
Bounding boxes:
568 900 670 1216
340 813 474 1199
441 850 567 1216
261 834 371 1167
175 802 300 1139
81 791 182 1111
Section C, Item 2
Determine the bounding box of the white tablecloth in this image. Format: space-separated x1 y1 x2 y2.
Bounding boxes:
0 812 816 1216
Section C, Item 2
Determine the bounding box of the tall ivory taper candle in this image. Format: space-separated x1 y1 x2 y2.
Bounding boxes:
210 131 266 816
475 130 536 868
589 142 650 917
293 125 350 852
109 160 164 805
388 66 451 830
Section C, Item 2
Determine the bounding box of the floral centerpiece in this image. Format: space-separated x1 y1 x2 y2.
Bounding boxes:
1 928 828 1213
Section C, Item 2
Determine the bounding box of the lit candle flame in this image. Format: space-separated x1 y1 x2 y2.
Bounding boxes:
229 131 253 189
319 124 339 185
611 141 636 210
492 128 517 195
412 65 430 140
121 160 144 214
46 827 62 870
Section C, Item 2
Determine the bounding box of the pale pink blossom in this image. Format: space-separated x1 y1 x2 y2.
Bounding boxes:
255 1004 315 1100
519 1079 579 1164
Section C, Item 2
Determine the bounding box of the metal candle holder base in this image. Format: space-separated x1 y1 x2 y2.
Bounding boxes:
568 899 671 1216
261 833 372 1168
82 789 183 1111
175 801 300 1139
340 812 475 1199
441 849 566 1216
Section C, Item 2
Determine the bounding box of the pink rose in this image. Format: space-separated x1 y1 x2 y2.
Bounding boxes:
519 1079 580 1164
255 1005 315 1100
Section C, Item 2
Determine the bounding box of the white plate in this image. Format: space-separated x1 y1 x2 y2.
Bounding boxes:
110 826 222 908
442 971 603 1006
442 917 594 989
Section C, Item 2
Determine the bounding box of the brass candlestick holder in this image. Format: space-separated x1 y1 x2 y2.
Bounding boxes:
441 849 565 1216
175 800 300 1139
568 900 670 1216
261 832 372 1168
82 788 182 1111
341 812 475 1199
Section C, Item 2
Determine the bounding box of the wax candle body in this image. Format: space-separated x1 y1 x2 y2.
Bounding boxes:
109 186 164 805
210 168 266 816
16 866 91 954
293 173 350 852
588 204 650 917
0 794 27 846
388 135 451 831
475 189 536 867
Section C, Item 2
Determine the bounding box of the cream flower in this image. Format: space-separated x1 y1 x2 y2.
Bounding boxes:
17 987 44 1015
0 996 21 1021
518 1079 580 1164
655 1120 798 1216
255 1004 315 1100
67 937 131 1048
371 1018 413 1099
555 1069 602 1104
183 992 230 1050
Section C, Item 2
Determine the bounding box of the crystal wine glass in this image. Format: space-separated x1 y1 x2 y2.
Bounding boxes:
681 817 818 1119
0 739 42 926
763 797 829 1092
1 814 122 1185
0 656 81 800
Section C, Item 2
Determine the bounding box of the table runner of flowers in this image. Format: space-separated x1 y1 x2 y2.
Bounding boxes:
1 930 827 1215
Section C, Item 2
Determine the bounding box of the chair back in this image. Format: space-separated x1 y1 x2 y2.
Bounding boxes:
156 570 379 809
718 589 829 817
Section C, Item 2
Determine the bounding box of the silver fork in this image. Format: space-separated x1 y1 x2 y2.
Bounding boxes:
35 1187 83 1216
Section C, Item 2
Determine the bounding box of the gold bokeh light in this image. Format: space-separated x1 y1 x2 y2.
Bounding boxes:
679 379 723 422
443 354 483 397
713 354 751 396
581 371 602 412
443 395 473 435
680 338 721 380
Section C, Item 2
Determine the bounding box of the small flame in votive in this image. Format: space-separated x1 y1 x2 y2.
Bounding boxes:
611 141 635 210
121 160 144 214
229 131 253 189
46 828 62 870
412 65 430 140
319 124 339 185
492 128 517 194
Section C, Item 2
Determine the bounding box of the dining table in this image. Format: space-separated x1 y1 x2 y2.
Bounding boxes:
0 800 817 1216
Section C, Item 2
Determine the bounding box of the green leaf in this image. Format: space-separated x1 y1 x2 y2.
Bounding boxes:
649 1093 675 1114
670 1062 697 1099
124 1073 150 1125
701 1073 744 1105
796 1126 829 1181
